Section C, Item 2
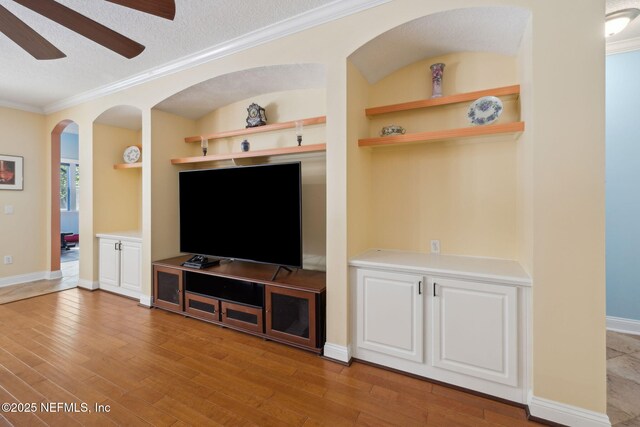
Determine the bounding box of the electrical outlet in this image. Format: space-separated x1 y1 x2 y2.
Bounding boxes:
4 205 13 215
430 240 440 254
3 255 13 265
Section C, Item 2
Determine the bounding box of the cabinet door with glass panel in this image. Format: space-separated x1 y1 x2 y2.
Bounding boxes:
265 285 317 349
153 265 183 312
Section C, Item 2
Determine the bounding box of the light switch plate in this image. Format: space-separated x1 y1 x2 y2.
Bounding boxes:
4 205 13 215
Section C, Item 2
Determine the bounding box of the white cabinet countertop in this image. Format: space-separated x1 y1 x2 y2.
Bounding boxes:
96 231 142 243
349 249 531 287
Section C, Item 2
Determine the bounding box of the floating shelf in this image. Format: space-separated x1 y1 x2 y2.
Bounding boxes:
113 162 142 169
184 116 326 143
365 85 520 117
171 143 326 165
358 122 525 147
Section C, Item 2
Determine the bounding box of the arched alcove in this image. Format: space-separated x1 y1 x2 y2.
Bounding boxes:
349 6 530 83
346 6 531 260
149 64 328 268
92 105 143 234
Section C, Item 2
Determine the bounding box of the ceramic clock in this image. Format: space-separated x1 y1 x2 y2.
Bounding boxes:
123 145 141 164
246 103 267 128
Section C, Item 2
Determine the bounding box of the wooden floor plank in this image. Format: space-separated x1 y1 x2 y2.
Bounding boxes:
0 289 543 426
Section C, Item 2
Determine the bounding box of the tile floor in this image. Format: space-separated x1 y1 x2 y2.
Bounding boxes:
0 260 78 305
607 330 640 426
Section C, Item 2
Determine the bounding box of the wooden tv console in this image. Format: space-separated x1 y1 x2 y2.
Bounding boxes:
152 256 326 353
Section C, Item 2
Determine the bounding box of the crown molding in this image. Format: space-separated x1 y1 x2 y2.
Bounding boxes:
606 36 640 55
0 99 44 115
43 0 390 114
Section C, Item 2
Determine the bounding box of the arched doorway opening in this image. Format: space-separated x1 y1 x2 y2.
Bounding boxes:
51 120 78 277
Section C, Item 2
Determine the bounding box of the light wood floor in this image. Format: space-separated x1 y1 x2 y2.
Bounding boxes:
0 288 543 426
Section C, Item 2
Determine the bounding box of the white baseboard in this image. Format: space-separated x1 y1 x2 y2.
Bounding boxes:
607 316 640 336
46 270 63 280
323 343 351 363
98 283 140 300
139 294 152 307
77 279 99 290
528 395 611 427
0 271 47 288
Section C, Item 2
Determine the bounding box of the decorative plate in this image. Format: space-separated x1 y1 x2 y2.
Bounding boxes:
123 145 141 164
467 96 503 126
380 125 406 137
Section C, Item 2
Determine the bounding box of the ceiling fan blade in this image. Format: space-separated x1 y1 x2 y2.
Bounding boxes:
12 0 145 59
0 4 65 59
105 0 175 21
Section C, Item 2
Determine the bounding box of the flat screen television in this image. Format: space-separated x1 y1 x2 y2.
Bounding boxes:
179 162 302 268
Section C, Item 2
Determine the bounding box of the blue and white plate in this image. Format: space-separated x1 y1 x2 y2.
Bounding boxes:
467 96 503 126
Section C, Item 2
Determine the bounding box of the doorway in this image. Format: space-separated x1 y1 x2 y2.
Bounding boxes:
51 120 79 279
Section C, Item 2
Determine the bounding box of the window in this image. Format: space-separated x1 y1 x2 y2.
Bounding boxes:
60 160 79 211
60 164 69 210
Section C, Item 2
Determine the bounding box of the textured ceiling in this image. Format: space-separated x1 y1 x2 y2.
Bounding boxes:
154 64 325 120
0 0 339 111
0 1 635 117
349 7 531 84
94 105 143 130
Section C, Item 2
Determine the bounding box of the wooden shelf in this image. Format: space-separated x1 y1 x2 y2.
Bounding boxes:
113 162 142 169
185 116 326 143
358 122 525 147
365 85 520 117
171 143 326 165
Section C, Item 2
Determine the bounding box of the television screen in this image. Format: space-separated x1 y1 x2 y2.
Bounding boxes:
179 162 302 268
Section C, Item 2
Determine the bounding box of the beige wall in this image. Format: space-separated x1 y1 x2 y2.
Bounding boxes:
28 0 605 414
0 107 47 278
150 109 196 265
346 61 372 258
92 123 142 234
195 88 326 156
529 1 606 410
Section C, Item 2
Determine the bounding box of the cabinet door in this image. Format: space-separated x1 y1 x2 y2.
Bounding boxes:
185 293 220 322
98 238 120 287
153 266 183 312
221 301 263 333
431 277 518 386
119 241 142 291
265 286 316 348
357 269 424 362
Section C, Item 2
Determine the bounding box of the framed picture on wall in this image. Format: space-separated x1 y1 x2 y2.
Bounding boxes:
0 155 23 190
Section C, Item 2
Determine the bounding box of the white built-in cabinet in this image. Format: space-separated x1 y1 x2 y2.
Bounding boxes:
430 276 518 387
97 232 142 299
356 269 424 362
350 249 531 404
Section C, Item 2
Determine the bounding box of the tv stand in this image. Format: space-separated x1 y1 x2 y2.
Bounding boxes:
152 255 326 353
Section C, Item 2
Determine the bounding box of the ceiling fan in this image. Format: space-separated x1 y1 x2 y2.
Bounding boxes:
0 0 175 60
